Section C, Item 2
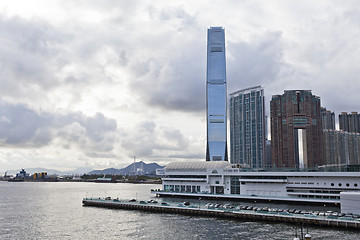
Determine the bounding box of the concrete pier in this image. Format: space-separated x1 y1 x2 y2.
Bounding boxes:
82 198 360 230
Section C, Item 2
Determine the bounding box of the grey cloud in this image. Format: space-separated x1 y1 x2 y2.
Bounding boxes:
0 100 52 146
0 100 117 153
121 120 189 157
227 31 284 94
130 58 205 113
0 15 69 94
168 154 203 159
119 5 206 113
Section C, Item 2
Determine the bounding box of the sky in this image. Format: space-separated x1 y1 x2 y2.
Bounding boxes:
1 0 360 172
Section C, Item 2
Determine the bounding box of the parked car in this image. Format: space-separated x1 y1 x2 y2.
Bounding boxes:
288 209 296 213
223 204 233 209
325 211 333 216
332 212 339 217
235 205 242 210
205 203 214 209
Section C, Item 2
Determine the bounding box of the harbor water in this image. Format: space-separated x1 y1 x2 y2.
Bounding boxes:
1 181 359 239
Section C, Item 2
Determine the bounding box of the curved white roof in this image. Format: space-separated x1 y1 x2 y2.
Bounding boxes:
165 161 231 172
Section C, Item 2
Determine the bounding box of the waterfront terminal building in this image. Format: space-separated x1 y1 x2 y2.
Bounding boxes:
153 161 360 205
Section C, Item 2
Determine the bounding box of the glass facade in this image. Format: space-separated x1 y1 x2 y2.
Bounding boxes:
230 177 240 194
229 86 266 169
206 27 228 161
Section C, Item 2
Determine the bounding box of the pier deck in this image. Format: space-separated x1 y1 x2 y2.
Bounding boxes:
82 198 360 230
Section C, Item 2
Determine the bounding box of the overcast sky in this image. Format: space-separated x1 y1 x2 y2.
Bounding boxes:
1 0 360 172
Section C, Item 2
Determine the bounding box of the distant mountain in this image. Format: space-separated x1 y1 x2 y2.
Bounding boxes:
61 167 95 175
88 168 120 175
5 162 163 177
87 161 164 176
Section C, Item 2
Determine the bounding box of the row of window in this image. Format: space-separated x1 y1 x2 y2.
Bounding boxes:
297 195 340 200
164 185 201 193
289 182 358 187
166 175 206 179
287 189 340 194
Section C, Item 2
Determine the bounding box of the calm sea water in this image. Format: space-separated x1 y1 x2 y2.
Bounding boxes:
0 181 359 240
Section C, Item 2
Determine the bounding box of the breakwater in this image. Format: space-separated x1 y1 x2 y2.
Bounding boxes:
82 198 360 230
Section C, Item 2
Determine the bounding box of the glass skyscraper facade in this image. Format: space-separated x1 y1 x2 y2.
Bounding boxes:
206 27 228 161
229 86 266 168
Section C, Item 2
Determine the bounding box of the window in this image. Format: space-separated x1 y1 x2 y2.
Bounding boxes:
215 180 220 184
331 183 334 186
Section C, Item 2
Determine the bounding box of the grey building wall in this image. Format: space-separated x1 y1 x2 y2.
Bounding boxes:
321 107 335 130
322 129 360 166
339 112 360 133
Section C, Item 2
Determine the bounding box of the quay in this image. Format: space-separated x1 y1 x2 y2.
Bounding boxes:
82 198 360 230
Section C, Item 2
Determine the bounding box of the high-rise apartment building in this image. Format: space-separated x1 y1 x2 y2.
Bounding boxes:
323 129 360 166
229 86 266 168
339 112 360 133
270 90 323 169
321 107 335 130
206 27 228 161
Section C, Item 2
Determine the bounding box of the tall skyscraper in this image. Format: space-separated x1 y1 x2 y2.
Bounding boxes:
339 112 360 133
229 86 266 168
270 90 323 169
206 27 228 161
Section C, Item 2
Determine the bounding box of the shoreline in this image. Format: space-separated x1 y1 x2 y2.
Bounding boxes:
0 179 161 184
